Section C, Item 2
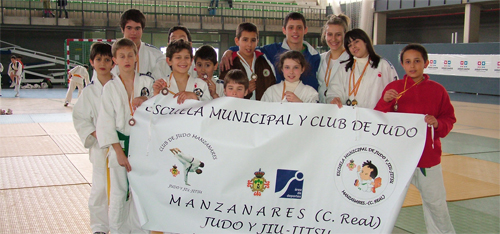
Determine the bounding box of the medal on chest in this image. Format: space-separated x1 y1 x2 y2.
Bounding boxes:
347 60 369 107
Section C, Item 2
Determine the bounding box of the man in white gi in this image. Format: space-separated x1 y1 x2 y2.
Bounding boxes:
64 65 90 106
113 8 165 80
170 148 204 186
8 55 23 97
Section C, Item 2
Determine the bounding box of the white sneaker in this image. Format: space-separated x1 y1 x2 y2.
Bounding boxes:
15 93 19 97
10 83 14 88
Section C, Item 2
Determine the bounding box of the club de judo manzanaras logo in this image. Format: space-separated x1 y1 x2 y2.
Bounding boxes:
335 146 396 206
275 169 304 199
247 169 270 196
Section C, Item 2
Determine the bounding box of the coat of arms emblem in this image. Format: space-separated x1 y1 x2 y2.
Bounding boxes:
247 168 270 196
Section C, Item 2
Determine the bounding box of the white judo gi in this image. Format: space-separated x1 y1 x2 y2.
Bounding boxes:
65 65 90 105
8 61 22 97
72 72 114 233
0 63 3 96
112 41 165 80
96 72 154 234
210 77 225 98
170 148 204 186
317 50 349 103
161 73 212 101
261 81 319 103
326 58 398 109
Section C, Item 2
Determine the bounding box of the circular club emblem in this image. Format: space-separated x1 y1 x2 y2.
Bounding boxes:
263 69 270 77
334 145 396 206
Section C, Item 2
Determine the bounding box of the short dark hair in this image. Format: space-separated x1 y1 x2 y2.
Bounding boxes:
120 9 146 30
90 42 113 61
166 39 192 60
10 55 17 59
277 50 309 77
168 26 192 43
194 45 217 65
224 69 249 90
112 38 137 57
343 28 381 71
400 43 428 63
236 22 259 39
362 160 378 179
283 12 306 28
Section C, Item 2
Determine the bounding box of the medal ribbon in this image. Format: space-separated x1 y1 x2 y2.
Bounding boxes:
395 76 424 102
348 60 370 98
165 73 178 95
324 49 345 87
281 82 287 100
119 75 135 118
237 52 255 77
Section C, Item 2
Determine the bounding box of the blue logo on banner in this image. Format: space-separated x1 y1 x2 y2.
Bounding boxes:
275 169 304 199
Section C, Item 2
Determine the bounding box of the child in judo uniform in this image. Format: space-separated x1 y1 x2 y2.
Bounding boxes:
261 51 318 103
97 38 154 234
73 42 114 234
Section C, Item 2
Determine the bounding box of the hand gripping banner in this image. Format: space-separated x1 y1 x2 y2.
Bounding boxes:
128 94 427 233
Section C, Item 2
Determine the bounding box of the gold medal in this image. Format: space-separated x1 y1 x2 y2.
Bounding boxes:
129 118 136 126
352 99 358 106
346 99 352 106
394 103 398 112
161 87 169 95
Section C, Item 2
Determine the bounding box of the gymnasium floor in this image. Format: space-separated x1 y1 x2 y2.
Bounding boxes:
0 87 499 234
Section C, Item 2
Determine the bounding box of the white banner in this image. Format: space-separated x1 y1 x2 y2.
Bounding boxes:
128 95 427 233
425 54 500 78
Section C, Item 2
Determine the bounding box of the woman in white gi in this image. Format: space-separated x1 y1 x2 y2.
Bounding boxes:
261 50 318 103
153 39 211 103
326 29 399 109
317 14 350 103
97 38 153 234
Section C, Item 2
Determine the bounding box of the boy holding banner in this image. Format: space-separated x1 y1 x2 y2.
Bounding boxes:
97 38 154 234
153 39 211 103
375 44 456 234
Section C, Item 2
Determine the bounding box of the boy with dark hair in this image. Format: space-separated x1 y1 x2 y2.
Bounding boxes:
224 69 249 99
168 26 193 44
221 12 320 91
97 38 153 234
375 43 456 233
153 26 197 80
194 45 223 99
73 42 115 234
116 8 165 79
219 22 276 100
153 39 211 103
